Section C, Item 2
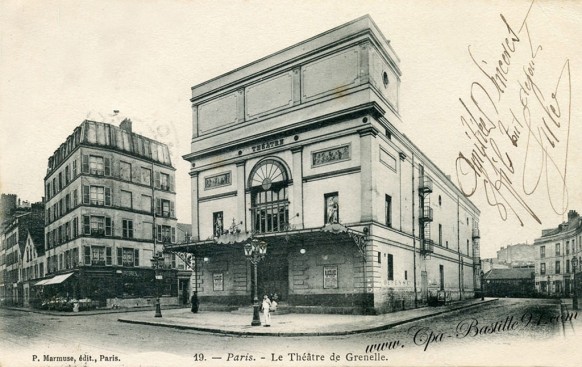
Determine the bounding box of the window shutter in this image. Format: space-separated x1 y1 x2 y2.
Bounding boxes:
157 225 162 242
169 175 174 192
117 248 122 266
105 217 112 236
155 198 161 216
82 185 90 204
84 246 91 265
171 227 176 243
170 201 175 218
104 157 111 176
106 247 112 265
154 171 160 189
105 187 112 206
83 215 90 235
82 154 89 173
134 249 139 267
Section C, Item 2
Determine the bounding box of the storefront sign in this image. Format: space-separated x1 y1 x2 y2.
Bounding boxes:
323 265 338 289
213 273 224 291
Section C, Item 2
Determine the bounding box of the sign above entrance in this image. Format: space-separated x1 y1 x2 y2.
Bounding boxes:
251 138 285 153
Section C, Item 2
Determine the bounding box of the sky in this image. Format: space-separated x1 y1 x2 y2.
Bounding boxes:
1 0 581 258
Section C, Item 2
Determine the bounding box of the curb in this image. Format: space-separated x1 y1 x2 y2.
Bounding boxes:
2 305 189 317
117 298 498 337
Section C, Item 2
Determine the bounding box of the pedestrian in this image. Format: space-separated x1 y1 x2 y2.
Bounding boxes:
270 293 278 312
261 294 271 326
191 291 199 313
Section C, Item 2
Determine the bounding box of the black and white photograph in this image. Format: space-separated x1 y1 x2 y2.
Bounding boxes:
1 1 581 366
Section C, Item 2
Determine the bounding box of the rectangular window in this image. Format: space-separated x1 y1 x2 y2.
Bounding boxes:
156 199 173 218
120 161 132 181
122 219 134 239
141 167 152 186
540 246 545 258
120 190 132 209
117 248 137 267
566 241 570 255
58 172 63 190
385 195 392 227
556 261 561 274
90 186 104 205
106 247 112 265
567 259 570 274
157 225 173 243
438 224 443 246
84 246 91 265
90 216 105 235
387 254 394 281
556 243 561 256
72 159 77 177
65 166 70 185
89 155 104 175
91 246 106 266
377 252 381 264
324 192 339 224
160 173 170 191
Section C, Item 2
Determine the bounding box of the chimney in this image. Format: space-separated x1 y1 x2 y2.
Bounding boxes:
568 210 579 221
119 118 133 133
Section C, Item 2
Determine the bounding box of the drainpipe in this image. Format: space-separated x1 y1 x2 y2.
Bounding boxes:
457 195 462 300
412 153 417 308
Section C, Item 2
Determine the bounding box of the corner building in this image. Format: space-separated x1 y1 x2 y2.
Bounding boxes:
43 119 179 307
177 16 480 314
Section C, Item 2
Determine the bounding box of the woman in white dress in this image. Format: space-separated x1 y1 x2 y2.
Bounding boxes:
261 295 271 327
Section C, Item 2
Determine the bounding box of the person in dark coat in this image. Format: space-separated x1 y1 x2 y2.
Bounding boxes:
190 291 199 313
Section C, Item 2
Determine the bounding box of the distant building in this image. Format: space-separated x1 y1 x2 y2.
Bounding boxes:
480 258 509 274
482 268 535 298
41 119 182 308
0 202 45 306
534 210 582 297
496 243 535 268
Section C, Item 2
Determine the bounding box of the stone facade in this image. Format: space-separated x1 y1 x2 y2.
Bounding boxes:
172 15 481 314
41 119 182 308
534 210 582 297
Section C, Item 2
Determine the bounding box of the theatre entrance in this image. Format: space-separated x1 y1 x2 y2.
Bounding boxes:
253 252 289 302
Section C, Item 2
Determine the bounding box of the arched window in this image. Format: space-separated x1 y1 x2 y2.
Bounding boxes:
249 159 290 233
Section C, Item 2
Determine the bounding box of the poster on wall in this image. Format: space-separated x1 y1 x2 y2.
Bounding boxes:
213 273 224 291
323 265 338 289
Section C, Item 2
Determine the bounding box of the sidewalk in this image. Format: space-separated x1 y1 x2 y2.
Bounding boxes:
2 304 189 317
117 298 497 336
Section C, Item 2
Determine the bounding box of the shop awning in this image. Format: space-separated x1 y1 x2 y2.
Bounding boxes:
34 279 51 286
35 272 75 286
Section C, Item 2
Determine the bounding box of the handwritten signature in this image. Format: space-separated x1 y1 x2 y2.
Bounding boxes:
455 0 571 226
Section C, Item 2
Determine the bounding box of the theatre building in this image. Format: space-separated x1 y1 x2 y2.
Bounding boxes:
171 16 481 314
41 119 180 308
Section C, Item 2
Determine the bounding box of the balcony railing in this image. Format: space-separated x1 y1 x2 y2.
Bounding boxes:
419 206 433 222
418 177 433 194
421 239 434 254
251 202 289 234
472 228 480 239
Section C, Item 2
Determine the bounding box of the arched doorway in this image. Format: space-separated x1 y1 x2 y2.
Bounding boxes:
248 158 290 301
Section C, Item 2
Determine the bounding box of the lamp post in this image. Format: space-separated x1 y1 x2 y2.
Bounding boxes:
243 239 267 326
572 257 578 310
480 270 485 301
151 253 164 318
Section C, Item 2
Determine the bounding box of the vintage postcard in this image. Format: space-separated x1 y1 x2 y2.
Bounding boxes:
1 1 581 366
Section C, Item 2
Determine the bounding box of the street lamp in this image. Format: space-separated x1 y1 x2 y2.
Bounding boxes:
480 270 485 301
572 257 578 310
151 253 164 318
244 239 267 326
